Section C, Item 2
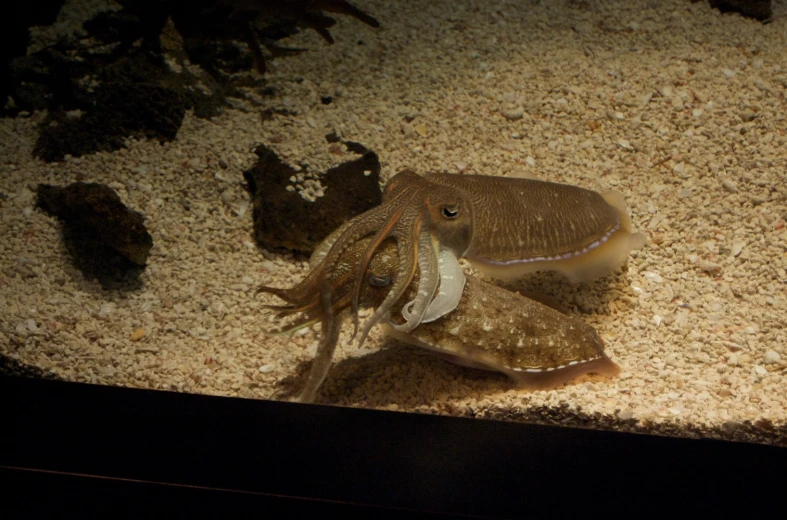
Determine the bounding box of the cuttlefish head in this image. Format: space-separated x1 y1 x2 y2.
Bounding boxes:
382 170 474 256
258 238 402 403
260 170 474 352
258 238 398 335
259 236 465 403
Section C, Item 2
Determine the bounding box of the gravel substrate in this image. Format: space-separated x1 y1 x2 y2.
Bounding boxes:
2 0 786 444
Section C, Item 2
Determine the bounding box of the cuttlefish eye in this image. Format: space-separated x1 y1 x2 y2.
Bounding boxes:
368 272 393 287
441 204 460 219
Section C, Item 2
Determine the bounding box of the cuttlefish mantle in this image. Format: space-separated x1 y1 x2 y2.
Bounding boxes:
424 173 646 283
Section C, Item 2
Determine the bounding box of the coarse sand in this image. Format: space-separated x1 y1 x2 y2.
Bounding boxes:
1 0 786 444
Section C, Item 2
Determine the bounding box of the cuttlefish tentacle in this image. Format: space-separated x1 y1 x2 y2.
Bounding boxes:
297 288 345 404
260 238 620 403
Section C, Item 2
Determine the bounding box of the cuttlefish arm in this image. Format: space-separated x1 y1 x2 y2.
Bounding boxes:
258 239 391 403
260 238 619 402
424 173 646 282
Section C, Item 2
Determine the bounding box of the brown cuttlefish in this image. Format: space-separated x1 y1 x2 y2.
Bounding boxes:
270 170 645 353
259 238 620 403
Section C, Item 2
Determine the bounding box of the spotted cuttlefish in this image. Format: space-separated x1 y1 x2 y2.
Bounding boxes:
259 237 620 403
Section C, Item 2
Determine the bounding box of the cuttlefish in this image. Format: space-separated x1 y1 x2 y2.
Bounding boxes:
266 170 645 353
260 238 620 403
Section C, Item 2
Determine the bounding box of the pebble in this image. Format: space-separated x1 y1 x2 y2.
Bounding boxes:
130 328 146 341
258 364 276 373
699 261 722 274
617 409 634 421
721 68 736 79
501 108 524 121
722 179 738 193
763 351 781 364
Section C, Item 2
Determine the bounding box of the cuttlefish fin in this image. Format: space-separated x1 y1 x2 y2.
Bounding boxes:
503 355 621 390
383 326 620 390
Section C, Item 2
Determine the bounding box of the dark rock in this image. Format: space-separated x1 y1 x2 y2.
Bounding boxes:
244 145 382 254
708 0 772 21
323 131 368 155
343 140 371 155
9 22 226 160
7 0 379 160
260 107 298 121
34 82 187 162
0 353 63 380
0 0 64 104
37 183 153 289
